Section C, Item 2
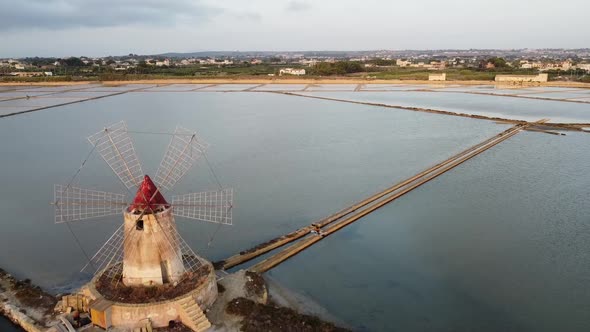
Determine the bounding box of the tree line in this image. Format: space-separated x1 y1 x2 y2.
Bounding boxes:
308 61 364 76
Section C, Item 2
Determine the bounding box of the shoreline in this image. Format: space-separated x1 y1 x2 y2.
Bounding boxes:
0 78 589 88
0 269 57 332
264 275 350 329
1 267 348 332
0 314 25 332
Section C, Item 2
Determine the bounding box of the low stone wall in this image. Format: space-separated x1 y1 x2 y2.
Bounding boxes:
0 270 57 332
429 73 446 81
0 303 44 332
110 300 180 329
495 73 548 83
84 265 218 330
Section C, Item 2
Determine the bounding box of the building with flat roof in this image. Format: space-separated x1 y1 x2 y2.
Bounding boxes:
279 68 306 76
429 73 446 81
495 73 548 83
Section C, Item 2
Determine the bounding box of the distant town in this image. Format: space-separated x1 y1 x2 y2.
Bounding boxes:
2 49 590 82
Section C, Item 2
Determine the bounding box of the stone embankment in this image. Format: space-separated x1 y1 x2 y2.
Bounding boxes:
210 270 349 332
0 269 58 332
1 267 347 332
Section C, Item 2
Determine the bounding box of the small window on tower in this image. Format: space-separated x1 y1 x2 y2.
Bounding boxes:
136 219 144 231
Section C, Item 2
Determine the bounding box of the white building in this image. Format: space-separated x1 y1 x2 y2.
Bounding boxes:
155 59 171 67
521 60 574 71
429 73 446 81
279 68 306 76
396 59 411 67
299 59 318 67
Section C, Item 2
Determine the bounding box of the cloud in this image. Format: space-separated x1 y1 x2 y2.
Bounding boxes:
227 11 262 21
286 1 311 12
0 0 222 30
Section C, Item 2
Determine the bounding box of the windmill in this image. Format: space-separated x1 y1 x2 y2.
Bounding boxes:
53 121 233 288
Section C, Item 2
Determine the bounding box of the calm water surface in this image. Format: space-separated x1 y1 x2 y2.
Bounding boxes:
0 317 20 332
270 131 590 331
0 90 588 331
301 91 590 123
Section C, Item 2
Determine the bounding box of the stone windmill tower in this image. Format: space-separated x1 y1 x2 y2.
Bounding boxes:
53 121 233 325
122 174 186 286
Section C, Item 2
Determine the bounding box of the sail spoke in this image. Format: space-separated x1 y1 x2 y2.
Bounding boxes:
151 216 208 273
80 224 125 277
171 188 233 225
155 126 209 192
87 121 144 190
55 121 236 284
54 184 126 223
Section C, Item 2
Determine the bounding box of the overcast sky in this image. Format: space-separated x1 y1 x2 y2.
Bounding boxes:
0 0 588 57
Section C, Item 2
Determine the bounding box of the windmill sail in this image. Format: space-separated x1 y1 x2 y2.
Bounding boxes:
155 126 209 192
81 224 125 277
87 121 144 190
171 188 233 225
54 185 126 223
56 121 234 286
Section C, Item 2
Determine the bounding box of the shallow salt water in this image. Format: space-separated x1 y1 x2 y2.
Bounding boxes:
269 131 590 332
198 84 258 91
306 84 358 91
514 92 590 100
254 84 306 91
0 91 505 285
361 84 445 91
299 90 590 123
142 84 209 91
0 86 588 331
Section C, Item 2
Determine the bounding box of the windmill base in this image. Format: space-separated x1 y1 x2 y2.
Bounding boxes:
80 261 218 331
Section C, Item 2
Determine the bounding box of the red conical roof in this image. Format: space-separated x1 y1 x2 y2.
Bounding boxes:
129 175 169 212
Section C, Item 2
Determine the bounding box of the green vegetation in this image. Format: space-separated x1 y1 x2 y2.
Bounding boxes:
366 67 537 81
308 61 364 76
0 75 83 83
545 69 589 82
0 61 298 82
1 56 588 83
369 68 430 80
133 63 289 77
365 59 397 66
486 57 509 68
